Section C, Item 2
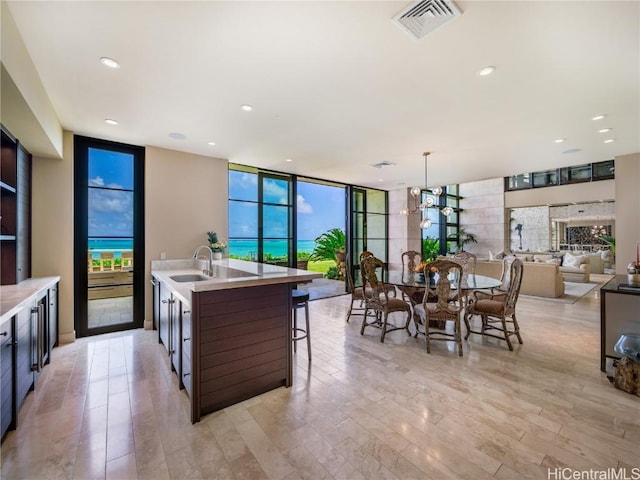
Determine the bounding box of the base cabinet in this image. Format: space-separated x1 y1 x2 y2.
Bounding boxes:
1 318 15 439
151 274 293 425
0 279 59 442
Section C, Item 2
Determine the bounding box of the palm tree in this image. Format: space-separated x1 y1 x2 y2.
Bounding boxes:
310 228 346 263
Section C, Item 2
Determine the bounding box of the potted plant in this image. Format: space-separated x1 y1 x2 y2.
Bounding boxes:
207 231 227 260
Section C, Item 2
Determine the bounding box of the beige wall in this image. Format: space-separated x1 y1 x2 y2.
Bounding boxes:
144 146 228 327
31 131 75 343
388 188 421 271
459 178 505 256
614 153 640 273
505 179 614 208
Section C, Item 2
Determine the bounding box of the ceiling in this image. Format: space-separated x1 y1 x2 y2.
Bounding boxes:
5 1 640 190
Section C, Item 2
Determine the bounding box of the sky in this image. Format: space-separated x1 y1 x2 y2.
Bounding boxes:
87 153 347 242
228 170 346 241
88 148 134 238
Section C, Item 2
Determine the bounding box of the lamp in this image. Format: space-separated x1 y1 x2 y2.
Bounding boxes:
400 152 453 229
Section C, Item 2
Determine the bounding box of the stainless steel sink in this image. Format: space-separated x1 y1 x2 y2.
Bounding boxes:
170 274 211 282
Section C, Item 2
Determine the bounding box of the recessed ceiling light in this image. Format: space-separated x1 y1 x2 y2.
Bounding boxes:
554 138 565 143
100 57 120 69
240 104 253 111
104 118 118 125
603 138 615 143
378 179 384 182
207 141 216 146
478 66 495 76
592 114 606 121
168 132 186 140
598 128 612 133
285 158 293 162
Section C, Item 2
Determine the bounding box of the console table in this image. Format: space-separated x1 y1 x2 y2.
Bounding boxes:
600 275 640 372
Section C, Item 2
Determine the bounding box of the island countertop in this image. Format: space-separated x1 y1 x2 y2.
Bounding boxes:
151 258 323 305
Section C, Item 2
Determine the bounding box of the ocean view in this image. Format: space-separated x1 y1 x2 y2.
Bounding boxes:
87 238 317 259
229 239 316 258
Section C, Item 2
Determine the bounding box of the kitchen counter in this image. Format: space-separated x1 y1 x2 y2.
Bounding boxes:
0 276 61 323
151 258 322 305
151 258 322 422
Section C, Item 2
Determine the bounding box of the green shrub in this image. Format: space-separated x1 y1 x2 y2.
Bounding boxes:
325 266 340 279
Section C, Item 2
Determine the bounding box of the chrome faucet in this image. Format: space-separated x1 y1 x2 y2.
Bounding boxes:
193 245 214 276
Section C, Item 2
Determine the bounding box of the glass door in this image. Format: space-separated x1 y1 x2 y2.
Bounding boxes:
348 187 388 286
74 136 144 337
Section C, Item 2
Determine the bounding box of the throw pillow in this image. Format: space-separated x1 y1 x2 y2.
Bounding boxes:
564 252 588 268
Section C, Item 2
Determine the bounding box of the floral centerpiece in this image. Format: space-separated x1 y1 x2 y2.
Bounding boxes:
207 231 227 258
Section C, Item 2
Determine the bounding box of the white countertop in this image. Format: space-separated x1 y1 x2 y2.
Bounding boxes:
0 276 60 323
151 258 323 305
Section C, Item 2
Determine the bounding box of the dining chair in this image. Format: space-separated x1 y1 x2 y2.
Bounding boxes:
359 251 396 298
360 255 412 343
345 258 370 322
464 256 524 351
412 259 464 356
399 250 424 306
451 251 477 306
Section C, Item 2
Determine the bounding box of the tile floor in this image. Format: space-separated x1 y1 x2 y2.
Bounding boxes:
88 296 133 329
1 287 639 480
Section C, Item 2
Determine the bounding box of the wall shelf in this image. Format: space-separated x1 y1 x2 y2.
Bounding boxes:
0 181 16 194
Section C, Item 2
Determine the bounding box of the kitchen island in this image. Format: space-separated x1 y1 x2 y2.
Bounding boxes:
151 258 322 423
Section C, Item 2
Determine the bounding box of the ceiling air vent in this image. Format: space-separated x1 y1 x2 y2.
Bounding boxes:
393 0 462 40
371 161 396 169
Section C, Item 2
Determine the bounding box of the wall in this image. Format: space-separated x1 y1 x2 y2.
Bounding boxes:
144 146 228 327
31 131 74 343
0 3 62 158
614 153 640 273
459 178 505 257
388 188 421 271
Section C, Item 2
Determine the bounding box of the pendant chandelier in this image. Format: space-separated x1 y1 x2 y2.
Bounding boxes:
400 151 454 229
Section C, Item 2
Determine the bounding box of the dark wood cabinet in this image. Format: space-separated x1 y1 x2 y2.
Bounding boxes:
151 271 294 425
181 308 192 397
1 318 15 440
158 282 170 349
1 125 31 285
157 281 182 379
14 306 33 409
48 286 58 354
1 280 59 442
152 278 160 331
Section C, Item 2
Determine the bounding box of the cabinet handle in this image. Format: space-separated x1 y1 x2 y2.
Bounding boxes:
183 373 191 377
183 310 190 315
162 299 168 304
0 331 7 336
183 337 190 342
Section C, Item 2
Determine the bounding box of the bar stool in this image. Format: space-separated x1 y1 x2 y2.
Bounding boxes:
292 289 311 361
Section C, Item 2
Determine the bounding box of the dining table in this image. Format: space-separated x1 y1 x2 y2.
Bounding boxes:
386 270 503 307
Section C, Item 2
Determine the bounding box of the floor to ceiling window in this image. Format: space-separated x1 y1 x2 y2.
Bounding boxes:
228 165 293 264
349 187 388 285
74 136 145 337
420 186 461 257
